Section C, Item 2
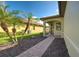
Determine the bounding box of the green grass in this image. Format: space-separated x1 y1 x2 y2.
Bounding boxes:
0 32 43 45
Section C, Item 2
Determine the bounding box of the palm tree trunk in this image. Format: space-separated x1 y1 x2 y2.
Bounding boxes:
0 21 12 39
12 24 17 42
0 21 15 43
22 18 30 35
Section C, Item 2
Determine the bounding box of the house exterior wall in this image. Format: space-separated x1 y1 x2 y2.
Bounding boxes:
64 1 79 56
0 25 43 34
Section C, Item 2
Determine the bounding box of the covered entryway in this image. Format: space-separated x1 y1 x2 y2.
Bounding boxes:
41 1 66 38
42 16 64 38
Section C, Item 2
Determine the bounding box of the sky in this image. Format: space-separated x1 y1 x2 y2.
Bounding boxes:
5 1 59 18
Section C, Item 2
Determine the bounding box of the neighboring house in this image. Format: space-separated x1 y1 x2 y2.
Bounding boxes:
41 1 79 57
21 18 45 34
0 18 44 34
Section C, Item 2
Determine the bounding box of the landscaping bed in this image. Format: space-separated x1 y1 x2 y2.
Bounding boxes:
0 33 47 57
0 32 43 45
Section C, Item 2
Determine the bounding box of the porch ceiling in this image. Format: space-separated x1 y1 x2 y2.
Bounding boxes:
47 20 60 24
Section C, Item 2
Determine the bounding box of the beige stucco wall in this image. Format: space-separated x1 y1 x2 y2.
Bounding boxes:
0 25 43 33
64 1 79 56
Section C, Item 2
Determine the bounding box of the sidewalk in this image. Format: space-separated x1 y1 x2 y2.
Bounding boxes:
17 36 54 57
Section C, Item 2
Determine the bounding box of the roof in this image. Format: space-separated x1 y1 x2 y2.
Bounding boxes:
40 1 67 20
22 19 43 27
40 15 60 20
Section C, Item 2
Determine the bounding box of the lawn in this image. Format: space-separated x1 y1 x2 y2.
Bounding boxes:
0 32 43 45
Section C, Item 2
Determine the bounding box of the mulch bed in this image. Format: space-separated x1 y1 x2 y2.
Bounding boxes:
42 38 70 57
0 42 18 51
0 36 47 57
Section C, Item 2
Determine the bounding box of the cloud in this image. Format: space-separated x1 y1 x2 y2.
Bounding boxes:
32 16 37 18
32 16 49 26
37 20 49 26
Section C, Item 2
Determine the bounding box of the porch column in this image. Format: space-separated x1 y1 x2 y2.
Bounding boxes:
50 23 52 34
49 22 54 36
43 21 46 37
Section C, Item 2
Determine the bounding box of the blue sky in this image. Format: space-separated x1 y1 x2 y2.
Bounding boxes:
6 1 59 18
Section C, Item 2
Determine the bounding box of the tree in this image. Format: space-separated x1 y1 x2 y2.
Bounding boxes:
22 13 32 35
0 5 13 40
0 5 23 43
11 16 23 42
8 10 24 42
22 13 41 35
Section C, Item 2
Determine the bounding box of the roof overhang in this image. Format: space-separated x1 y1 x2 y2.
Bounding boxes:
59 1 67 17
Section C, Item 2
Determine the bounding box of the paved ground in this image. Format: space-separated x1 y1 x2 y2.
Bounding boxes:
0 36 46 57
17 36 54 57
0 35 69 57
42 38 69 57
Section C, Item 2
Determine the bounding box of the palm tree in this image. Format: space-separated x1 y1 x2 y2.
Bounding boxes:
8 10 24 42
11 16 23 42
22 13 32 35
22 13 41 35
0 5 23 43
0 5 13 39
